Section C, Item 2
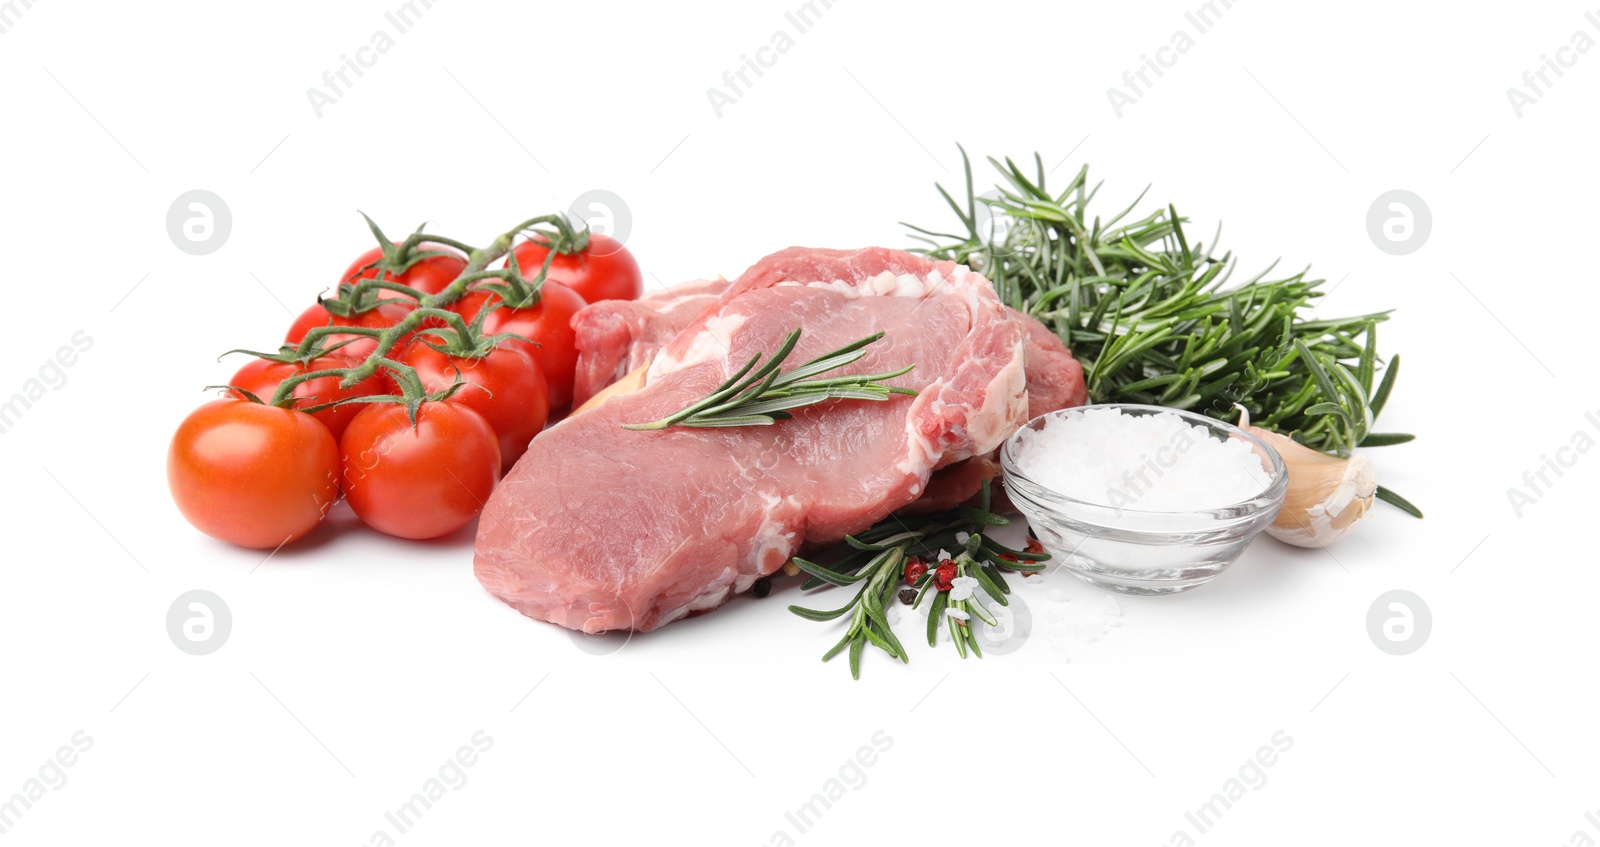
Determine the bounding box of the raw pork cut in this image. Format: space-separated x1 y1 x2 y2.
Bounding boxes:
569 278 728 408
572 258 1087 420
474 248 1027 632
566 252 1088 516
1016 310 1089 418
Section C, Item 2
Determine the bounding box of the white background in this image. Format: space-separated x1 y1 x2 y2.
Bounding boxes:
2 0 1596 844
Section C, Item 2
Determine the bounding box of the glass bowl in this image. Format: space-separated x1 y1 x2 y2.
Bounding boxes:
999 404 1287 595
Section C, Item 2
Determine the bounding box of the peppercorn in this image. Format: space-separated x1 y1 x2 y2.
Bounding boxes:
903 556 928 586
897 588 918 606
752 577 772 598
934 559 957 591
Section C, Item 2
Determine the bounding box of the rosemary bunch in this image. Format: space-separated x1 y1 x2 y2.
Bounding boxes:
906 150 1418 514
788 482 1047 679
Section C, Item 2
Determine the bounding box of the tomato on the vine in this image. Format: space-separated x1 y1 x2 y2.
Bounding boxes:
391 342 548 472
338 402 500 540
452 281 585 409
285 300 413 361
168 399 340 549
342 241 467 300
511 232 642 304
227 354 382 441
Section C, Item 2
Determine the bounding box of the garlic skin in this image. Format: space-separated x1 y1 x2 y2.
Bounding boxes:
1245 426 1377 548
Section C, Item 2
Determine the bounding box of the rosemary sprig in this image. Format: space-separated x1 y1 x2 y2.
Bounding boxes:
788 482 1047 679
622 329 916 430
910 533 1025 660
907 149 1419 514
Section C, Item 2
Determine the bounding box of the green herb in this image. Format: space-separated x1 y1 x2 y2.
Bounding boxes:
907 149 1418 512
622 329 917 431
788 482 1047 679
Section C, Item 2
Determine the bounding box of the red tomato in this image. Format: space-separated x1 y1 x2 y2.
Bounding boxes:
226 355 382 441
285 300 413 361
394 343 548 472
168 399 340 549
511 233 642 304
339 402 500 540
342 241 467 300
453 281 585 409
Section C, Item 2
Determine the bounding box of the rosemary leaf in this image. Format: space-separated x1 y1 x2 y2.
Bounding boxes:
927 592 949 647
1375 485 1425 518
789 602 857 623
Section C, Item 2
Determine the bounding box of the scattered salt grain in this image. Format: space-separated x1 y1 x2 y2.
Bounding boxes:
949 576 980 601
1011 408 1271 511
945 608 970 621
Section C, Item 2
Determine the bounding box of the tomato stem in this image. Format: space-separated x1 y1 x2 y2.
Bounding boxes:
262 368 350 408
416 213 565 309
270 213 565 410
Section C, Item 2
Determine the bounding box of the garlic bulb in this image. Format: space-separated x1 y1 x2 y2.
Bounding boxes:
1235 407 1376 548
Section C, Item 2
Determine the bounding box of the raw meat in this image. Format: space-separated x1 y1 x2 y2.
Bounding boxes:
896 455 1002 516
565 251 1089 522
908 314 1085 514
569 278 728 408
475 247 1027 632
566 255 1088 518
571 257 1088 420
1016 310 1089 418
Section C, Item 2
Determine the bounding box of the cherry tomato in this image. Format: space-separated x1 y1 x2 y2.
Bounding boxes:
511 233 642 304
285 300 413 361
168 399 340 549
453 281 585 409
342 241 467 300
394 343 548 472
227 355 382 441
339 402 500 540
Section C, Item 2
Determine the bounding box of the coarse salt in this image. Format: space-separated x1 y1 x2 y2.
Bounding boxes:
1011 408 1272 511
949 576 980 601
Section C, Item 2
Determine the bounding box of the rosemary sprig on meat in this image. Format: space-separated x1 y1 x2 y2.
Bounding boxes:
907 149 1419 516
788 482 1047 679
622 329 916 430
